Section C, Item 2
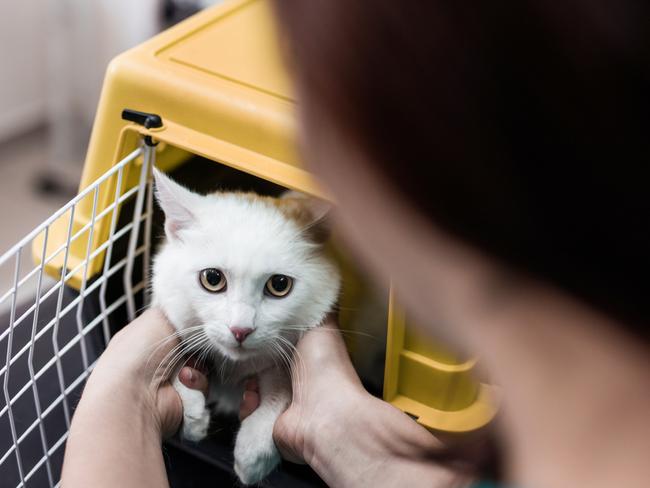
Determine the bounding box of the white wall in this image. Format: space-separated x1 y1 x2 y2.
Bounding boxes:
0 0 161 147
0 1 47 143
45 0 161 180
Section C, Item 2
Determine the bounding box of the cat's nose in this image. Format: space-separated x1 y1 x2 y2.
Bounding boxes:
230 327 254 343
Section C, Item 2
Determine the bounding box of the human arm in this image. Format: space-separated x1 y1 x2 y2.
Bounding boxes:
60 308 210 488
271 315 475 488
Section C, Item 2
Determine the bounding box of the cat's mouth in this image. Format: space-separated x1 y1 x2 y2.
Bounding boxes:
215 341 257 361
203 328 260 361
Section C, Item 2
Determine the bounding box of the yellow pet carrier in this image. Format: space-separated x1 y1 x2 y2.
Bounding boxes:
0 0 497 485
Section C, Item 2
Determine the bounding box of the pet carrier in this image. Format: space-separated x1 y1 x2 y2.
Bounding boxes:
0 0 497 486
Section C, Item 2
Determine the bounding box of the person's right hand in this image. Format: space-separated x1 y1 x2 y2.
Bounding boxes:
272 314 369 464
246 315 471 488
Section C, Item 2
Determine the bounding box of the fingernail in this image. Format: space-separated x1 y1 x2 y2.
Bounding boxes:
243 391 251 402
186 368 194 383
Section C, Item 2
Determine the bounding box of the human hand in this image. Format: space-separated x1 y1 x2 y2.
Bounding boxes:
87 308 259 439
269 314 368 464
261 315 469 487
62 308 261 488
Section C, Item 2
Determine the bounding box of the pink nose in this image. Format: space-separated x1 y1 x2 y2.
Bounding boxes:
230 327 254 343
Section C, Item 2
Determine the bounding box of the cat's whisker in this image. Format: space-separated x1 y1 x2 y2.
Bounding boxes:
194 342 209 368
143 325 205 360
274 335 306 395
282 339 306 392
154 332 207 388
219 354 237 384
273 340 309 418
151 337 193 387
161 337 208 388
195 340 215 371
275 339 294 372
143 326 199 362
181 335 212 374
331 304 362 313
174 333 210 368
276 345 296 381
143 325 206 371
266 344 284 375
266 339 290 374
134 303 150 316
279 324 378 340
218 354 231 384
153 344 193 389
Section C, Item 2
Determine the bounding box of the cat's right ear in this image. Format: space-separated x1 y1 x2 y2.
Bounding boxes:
153 168 201 241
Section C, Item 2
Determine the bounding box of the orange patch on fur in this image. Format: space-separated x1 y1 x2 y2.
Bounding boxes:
213 191 329 243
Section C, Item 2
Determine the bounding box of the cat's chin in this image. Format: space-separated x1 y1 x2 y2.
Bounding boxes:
216 344 257 362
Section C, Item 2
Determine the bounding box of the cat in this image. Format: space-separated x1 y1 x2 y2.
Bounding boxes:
150 168 341 484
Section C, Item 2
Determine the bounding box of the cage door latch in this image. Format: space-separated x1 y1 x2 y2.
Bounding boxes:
121 109 163 146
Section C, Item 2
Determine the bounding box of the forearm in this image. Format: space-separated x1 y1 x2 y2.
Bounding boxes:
61 345 169 487
308 394 472 488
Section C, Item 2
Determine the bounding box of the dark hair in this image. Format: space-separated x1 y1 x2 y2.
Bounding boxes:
273 0 650 334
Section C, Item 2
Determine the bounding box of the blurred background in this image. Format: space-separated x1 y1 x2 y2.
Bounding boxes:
0 0 219 259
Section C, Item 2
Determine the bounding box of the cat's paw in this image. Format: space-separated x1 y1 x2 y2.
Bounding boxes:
181 407 210 442
173 373 210 442
234 430 281 485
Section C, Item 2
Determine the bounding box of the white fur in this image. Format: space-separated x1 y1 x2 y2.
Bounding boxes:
151 170 340 484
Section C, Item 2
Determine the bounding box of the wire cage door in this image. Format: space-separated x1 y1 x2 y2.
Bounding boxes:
0 142 155 488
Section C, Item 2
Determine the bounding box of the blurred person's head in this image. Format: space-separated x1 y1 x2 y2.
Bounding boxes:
272 0 650 342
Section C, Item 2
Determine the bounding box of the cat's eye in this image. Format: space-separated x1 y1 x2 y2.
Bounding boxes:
265 274 293 298
199 268 227 293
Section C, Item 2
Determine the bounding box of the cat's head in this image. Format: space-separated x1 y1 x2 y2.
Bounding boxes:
151 169 341 362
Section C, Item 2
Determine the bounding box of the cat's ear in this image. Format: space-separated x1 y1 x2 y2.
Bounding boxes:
277 190 332 244
153 168 201 241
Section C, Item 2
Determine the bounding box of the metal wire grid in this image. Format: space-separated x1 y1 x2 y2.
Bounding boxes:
0 142 155 487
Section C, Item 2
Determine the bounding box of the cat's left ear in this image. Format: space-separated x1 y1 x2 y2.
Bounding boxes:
277 191 332 244
153 168 202 241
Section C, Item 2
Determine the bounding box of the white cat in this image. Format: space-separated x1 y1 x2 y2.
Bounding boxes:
151 169 341 484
